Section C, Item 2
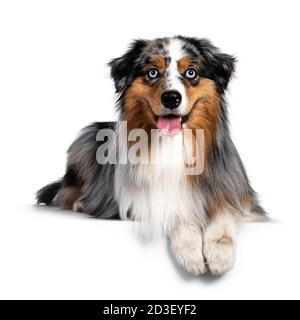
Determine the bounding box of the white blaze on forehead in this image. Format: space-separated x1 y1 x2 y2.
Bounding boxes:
165 38 187 113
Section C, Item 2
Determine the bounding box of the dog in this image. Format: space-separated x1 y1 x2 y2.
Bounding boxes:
37 36 266 276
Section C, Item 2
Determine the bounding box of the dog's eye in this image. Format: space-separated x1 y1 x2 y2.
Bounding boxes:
148 68 160 79
184 68 197 79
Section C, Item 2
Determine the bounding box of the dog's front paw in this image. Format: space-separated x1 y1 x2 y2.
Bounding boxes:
173 243 207 276
204 236 236 276
170 225 207 276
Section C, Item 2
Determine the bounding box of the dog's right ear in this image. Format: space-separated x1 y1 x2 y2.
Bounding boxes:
109 39 148 93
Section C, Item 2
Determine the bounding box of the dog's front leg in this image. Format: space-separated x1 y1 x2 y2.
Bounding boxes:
169 223 207 276
203 213 239 276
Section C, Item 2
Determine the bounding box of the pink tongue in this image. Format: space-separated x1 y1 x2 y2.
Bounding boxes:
157 117 182 136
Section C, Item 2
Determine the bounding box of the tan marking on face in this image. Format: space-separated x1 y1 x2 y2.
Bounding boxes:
177 56 194 74
125 76 164 130
151 56 167 71
186 78 221 149
184 78 221 183
124 77 160 133
124 76 169 163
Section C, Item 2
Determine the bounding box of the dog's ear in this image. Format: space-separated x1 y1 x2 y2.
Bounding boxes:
207 51 236 93
185 37 236 93
109 39 148 93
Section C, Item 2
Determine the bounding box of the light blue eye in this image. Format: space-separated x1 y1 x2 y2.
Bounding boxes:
185 68 197 79
148 68 159 79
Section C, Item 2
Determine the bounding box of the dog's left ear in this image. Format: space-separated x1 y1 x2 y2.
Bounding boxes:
185 37 236 93
200 39 236 93
208 50 236 93
109 39 148 93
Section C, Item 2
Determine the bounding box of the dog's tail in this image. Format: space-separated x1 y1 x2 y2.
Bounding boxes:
36 180 62 206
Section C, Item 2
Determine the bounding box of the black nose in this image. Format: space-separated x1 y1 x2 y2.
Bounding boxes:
161 90 182 109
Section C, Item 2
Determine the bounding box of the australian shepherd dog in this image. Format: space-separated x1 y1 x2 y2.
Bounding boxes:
37 36 266 276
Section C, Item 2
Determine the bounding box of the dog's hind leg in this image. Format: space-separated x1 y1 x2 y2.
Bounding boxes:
37 166 83 211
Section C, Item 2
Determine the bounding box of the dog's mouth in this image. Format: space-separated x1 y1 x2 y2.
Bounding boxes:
154 114 189 136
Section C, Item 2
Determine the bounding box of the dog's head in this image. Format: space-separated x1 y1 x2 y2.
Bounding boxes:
109 36 235 136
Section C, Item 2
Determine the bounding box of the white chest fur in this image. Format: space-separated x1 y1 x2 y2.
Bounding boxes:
114 132 208 235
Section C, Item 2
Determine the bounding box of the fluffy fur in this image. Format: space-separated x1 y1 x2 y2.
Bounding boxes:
37 36 267 275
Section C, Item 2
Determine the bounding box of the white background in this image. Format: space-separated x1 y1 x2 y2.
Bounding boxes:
0 0 300 300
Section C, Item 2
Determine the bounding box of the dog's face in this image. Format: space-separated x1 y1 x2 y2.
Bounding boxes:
110 36 235 136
